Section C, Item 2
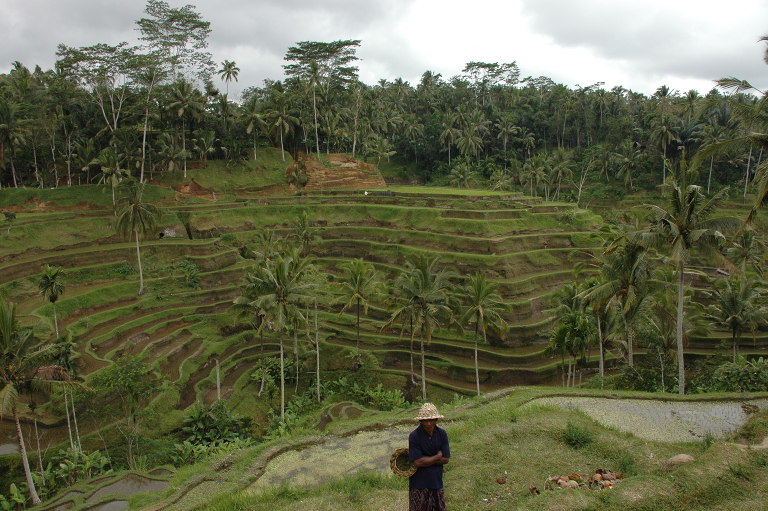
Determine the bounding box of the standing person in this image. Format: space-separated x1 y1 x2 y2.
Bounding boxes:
409 403 451 511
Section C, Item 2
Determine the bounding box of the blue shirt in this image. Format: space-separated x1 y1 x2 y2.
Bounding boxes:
408 424 450 489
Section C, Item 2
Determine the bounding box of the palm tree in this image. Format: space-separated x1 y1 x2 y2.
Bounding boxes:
394 258 455 400
240 97 266 161
38 265 65 338
631 181 739 393
307 60 322 159
495 117 520 169
0 301 71 505
701 276 768 362
218 60 240 96
115 180 161 295
550 282 596 387
92 148 129 215
581 241 653 367
649 119 678 183
267 104 298 162
460 273 507 396
439 112 460 165
168 79 204 178
237 249 313 421
448 161 478 189
727 229 765 277
338 259 380 362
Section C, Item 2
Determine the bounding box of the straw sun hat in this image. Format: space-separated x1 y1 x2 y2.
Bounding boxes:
414 402 444 421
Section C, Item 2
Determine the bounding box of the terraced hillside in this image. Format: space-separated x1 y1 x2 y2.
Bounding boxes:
4 181 758 456
0 186 601 431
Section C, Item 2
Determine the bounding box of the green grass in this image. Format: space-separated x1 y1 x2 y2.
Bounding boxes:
126 388 768 511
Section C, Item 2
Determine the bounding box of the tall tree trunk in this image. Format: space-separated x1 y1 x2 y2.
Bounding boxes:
14 406 41 505
626 319 634 368
677 261 686 395
279 337 285 421
474 320 480 396
64 390 74 451
10 155 18 188
420 335 427 401
140 73 157 184
315 298 321 403
294 328 299 393
745 144 753 197
597 316 604 385
216 359 221 401
352 88 360 158
182 120 187 179
135 230 145 295
70 389 82 453
355 298 361 357
32 145 41 187
409 316 415 384
313 87 320 159
707 155 714 194
53 303 59 338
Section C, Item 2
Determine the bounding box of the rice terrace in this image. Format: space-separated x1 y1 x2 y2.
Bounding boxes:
3 2 768 510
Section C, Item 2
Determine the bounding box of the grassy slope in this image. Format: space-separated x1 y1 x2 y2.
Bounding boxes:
114 387 768 511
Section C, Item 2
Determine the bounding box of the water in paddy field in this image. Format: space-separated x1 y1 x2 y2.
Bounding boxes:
0 417 73 455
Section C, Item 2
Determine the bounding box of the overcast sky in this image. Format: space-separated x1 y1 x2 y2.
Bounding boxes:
3 0 768 100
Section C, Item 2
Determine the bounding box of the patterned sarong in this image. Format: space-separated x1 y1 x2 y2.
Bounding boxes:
409 488 446 511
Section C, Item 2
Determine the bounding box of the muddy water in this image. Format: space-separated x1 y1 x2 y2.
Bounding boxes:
86 500 128 511
0 417 72 455
526 396 768 442
87 475 168 501
249 426 412 491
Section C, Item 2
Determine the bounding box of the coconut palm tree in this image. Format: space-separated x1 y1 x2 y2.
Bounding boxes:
439 112 460 165
115 180 161 295
495 117 520 170
218 60 240 96
549 282 596 387
701 276 768 362
726 229 765 277
631 180 739 393
92 148 129 215
393 257 455 401
267 104 298 163
240 97 266 161
338 259 380 361
460 273 507 396
38 265 65 338
0 301 71 505
168 79 203 178
236 249 313 421
581 241 653 367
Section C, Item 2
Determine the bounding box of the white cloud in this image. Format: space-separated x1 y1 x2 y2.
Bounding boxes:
2 0 767 99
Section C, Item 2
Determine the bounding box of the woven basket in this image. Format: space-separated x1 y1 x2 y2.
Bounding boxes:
390 447 417 477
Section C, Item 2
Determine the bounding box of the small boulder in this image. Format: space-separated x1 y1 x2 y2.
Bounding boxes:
664 454 695 469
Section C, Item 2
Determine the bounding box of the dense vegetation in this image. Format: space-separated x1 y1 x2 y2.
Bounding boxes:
2 1 768 509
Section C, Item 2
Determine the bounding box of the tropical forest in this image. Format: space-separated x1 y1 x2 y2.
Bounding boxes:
2 1 768 510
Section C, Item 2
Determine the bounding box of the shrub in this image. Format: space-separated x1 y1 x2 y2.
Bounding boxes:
563 422 593 449
710 356 768 392
182 401 253 445
322 377 406 411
